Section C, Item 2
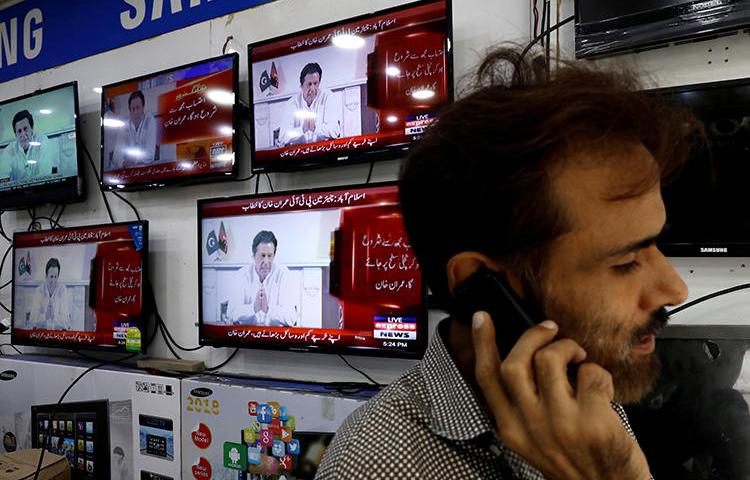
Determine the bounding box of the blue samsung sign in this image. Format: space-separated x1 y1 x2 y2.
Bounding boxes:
0 0 275 84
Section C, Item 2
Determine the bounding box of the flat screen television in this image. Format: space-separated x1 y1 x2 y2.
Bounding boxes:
575 0 750 58
198 182 427 357
11 221 149 351
32 399 109 480
0 82 85 209
100 53 239 191
653 78 750 257
248 0 452 172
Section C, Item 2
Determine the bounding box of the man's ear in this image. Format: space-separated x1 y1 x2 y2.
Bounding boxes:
446 252 525 298
446 252 501 295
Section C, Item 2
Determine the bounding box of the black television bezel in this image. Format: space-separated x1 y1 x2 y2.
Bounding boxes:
31 399 110 480
0 81 86 210
574 0 750 58
246 0 454 173
99 53 240 192
649 77 750 257
10 220 150 353
196 181 428 358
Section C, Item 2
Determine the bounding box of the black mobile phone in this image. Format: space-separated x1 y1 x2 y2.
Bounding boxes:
452 267 537 358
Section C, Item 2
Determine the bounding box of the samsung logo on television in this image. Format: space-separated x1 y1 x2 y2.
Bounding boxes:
0 370 18 381
700 247 728 253
190 387 213 398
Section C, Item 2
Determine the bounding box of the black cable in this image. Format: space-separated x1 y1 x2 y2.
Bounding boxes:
27 215 64 229
0 302 10 314
109 190 142 221
668 283 750 317
265 173 274 192
145 282 204 353
255 174 261 194
519 14 574 65
158 321 184 360
365 162 374 184
539 0 547 47
0 211 11 242
203 347 240 371
0 243 12 288
54 204 66 228
32 352 138 480
81 143 116 224
0 343 22 354
337 354 384 387
0 279 10 289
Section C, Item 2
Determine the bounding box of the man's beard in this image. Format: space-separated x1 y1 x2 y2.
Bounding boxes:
524 276 670 405
549 296 669 404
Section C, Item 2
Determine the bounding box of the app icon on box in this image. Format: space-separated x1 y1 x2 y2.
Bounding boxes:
260 429 273 447
280 427 292 442
257 404 272 424
285 415 295 431
247 445 262 465
279 405 289 421
223 442 247 470
287 439 300 455
247 401 258 416
268 402 280 418
269 419 281 435
280 454 293 470
272 440 285 458
242 428 255 444
251 420 261 433
262 455 278 474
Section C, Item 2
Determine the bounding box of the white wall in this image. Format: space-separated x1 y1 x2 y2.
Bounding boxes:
2 0 750 383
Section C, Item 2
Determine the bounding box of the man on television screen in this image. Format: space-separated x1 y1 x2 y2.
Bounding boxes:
279 63 342 146
227 230 299 327
29 258 72 330
0 109 57 183
112 90 158 168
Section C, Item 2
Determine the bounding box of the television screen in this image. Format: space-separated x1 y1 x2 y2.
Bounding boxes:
100 53 238 190
575 0 750 58
11 221 149 351
0 82 85 209
198 183 426 357
32 400 109 480
653 78 750 256
248 0 452 172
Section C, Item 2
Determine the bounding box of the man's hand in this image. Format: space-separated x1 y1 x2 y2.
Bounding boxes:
302 117 316 134
255 287 269 314
471 311 650 480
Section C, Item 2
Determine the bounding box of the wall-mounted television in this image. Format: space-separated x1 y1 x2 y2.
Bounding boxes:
0 82 86 209
32 399 110 480
248 0 452 172
575 1 750 58
11 221 149 352
198 183 427 357
100 53 239 191
653 77 750 257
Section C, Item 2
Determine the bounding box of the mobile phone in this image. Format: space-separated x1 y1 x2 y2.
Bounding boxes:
452 267 537 358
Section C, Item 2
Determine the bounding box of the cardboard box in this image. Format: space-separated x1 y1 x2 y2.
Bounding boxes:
0 448 70 480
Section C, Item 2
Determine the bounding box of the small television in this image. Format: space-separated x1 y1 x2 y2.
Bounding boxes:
653 78 750 257
198 182 427 357
575 0 750 58
11 221 149 351
100 53 239 191
32 399 110 480
248 0 453 172
0 82 85 209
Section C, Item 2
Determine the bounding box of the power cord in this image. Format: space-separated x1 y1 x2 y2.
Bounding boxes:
81 143 116 224
668 282 750 317
265 173 274 192
337 354 384 388
365 162 374 184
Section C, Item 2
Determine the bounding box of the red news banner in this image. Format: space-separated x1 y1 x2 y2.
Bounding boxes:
103 69 234 185
201 186 423 349
14 225 144 347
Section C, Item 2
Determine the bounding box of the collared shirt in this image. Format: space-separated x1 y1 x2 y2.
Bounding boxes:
112 113 157 169
226 263 299 327
316 318 646 479
279 89 342 146
0 134 56 183
29 282 71 331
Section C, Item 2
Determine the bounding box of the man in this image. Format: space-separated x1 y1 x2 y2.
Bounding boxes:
279 63 342 146
316 49 700 478
111 90 157 168
29 258 71 330
227 230 299 327
0 110 56 183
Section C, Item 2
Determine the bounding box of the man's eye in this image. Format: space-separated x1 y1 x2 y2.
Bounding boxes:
613 261 640 275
